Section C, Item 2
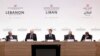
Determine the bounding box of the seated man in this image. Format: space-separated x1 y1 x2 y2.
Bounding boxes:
45 29 56 41
64 31 75 41
25 30 37 41
81 32 92 41
6 31 17 41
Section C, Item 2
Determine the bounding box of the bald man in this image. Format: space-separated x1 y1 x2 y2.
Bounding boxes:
25 30 37 41
6 31 17 41
64 31 75 41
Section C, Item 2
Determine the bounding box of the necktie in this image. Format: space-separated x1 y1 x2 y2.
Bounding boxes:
49 34 52 38
10 36 13 39
69 35 71 39
30 34 33 39
85 35 89 39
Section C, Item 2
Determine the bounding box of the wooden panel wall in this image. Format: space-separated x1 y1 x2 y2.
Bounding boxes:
0 42 99 56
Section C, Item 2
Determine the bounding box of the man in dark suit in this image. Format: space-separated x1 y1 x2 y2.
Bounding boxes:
6 31 17 41
45 29 56 41
81 32 92 41
25 30 37 41
64 31 75 41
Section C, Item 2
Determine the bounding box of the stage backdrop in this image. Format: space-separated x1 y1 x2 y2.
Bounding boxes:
0 0 100 41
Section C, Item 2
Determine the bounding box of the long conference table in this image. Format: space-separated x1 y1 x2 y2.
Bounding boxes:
0 42 100 56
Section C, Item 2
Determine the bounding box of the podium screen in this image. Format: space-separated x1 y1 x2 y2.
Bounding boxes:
32 45 60 56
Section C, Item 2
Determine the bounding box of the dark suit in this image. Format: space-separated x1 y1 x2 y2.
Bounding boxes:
6 35 17 41
81 35 92 41
64 34 75 40
25 33 37 41
45 34 56 40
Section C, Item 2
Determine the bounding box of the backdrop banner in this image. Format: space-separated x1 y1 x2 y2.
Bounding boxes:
0 0 100 41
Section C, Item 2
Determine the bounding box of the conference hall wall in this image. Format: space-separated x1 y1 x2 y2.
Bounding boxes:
0 0 100 41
